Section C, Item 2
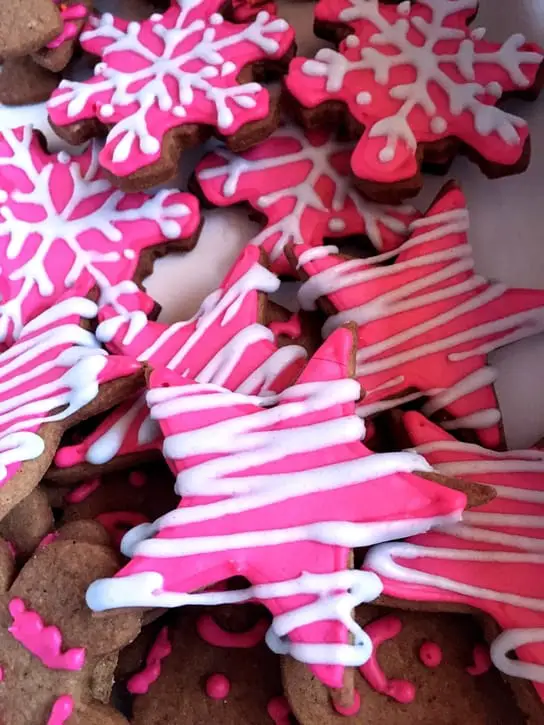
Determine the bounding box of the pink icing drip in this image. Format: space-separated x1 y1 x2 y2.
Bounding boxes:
46 695 74 725
0 666 4 681
47 2 88 49
419 641 443 668
466 644 492 676
267 696 292 724
196 614 268 648
64 478 101 504
8 599 86 671
205 673 231 699
332 689 361 716
37 532 60 550
269 315 302 341
127 627 172 695
129 471 147 488
359 615 416 703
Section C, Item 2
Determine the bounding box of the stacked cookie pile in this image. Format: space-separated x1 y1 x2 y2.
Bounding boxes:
0 0 543 723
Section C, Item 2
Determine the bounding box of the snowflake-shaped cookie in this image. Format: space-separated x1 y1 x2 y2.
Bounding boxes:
48 0 295 188
286 0 544 199
196 124 416 275
0 126 200 346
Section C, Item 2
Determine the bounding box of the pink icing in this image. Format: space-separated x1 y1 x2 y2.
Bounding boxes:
48 1 295 179
205 673 231 699
127 626 172 694
46 695 74 725
86 328 467 689
293 185 544 449
231 0 277 23
54 246 307 471
419 641 443 668
267 696 292 725
129 471 147 488
332 690 361 716
96 512 150 550
8 599 85 670
47 2 88 50
286 0 543 185
196 124 415 275
466 644 492 677
269 315 302 341
37 532 60 551
365 410 544 701
0 666 4 681
359 615 415 703
197 614 268 648
0 126 200 347
64 478 101 504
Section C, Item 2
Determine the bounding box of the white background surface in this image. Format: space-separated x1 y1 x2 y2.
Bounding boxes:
0 0 543 448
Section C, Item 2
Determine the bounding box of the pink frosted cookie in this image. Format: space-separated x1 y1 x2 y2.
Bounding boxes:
0 126 200 348
50 246 307 482
48 0 296 190
285 0 544 202
0 288 141 522
32 0 92 73
365 411 544 717
229 0 277 23
291 182 544 450
85 326 486 711
195 124 417 276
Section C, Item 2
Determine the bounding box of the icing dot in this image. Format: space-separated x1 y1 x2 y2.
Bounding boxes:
471 26 486 40
267 696 293 724
379 146 395 162
345 34 359 48
397 1 411 15
356 91 372 105
328 218 346 232
486 81 502 98
205 673 230 699
129 470 146 487
57 151 70 164
430 116 447 134
210 13 223 24
0 190 8 204
94 62 106 76
419 641 443 668
150 13 163 21
172 106 186 117
123 249 136 260
221 61 236 77
100 104 115 118
332 690 361 716
141 137 161 155
161 220 182 239
127 21 140 35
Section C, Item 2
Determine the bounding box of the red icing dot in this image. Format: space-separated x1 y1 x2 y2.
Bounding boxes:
419 641 443 668
205 673 230 700
129 471 147 487
332 689 361 716
267 696 292 724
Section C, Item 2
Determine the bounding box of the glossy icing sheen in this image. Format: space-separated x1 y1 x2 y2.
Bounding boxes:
294 185 544 449
0 294 138 491
127 626 172 694
47 1 88 50
54 246 307 470
419 640 443 668
48 0 295 178
365 411 544 699
85 328 467 689
196 124 416 275
205 673 231 699
0 126 200 346
46 696 74 725
8 599 85 670
286 0 543 184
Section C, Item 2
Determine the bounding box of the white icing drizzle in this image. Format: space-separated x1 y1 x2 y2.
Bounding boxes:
365 437 544 686
85 376 462 670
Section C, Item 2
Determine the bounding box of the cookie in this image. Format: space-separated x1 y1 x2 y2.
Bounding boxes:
226 0 278 23
0 288 142 522
283 605 526 723
290 182 544 450
130 606 289 724
50 246 308 481
0 125 201 347
0 487 54 559
0 525 141 724
0 57 60 107
364 411 544 721
33 0 93 73
0 2 62 58
285 0 544 202
48 1 296 191
86 326 489 712
195 123 417 276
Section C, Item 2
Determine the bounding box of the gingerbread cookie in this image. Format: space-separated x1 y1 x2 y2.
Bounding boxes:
0 2 62 58
48 0 296 190
0 58 60 107
0 525 141 724
130 606 289 724
0 126 201 347
195 123 416 276
290 182 544 450
86 327 488 711
33 0 93 73
364 411 544 721
0 288 142 522
50 246 308 481
283 605 526 723
285 0 544 202
0 487 54 559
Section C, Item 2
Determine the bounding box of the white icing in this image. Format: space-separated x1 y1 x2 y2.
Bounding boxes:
296 245 340 268
491 629 544 684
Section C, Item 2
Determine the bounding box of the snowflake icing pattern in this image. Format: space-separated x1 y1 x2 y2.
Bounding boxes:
0 126 200 345
196 125 417 275
287 0 544 184
48 0 295 180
